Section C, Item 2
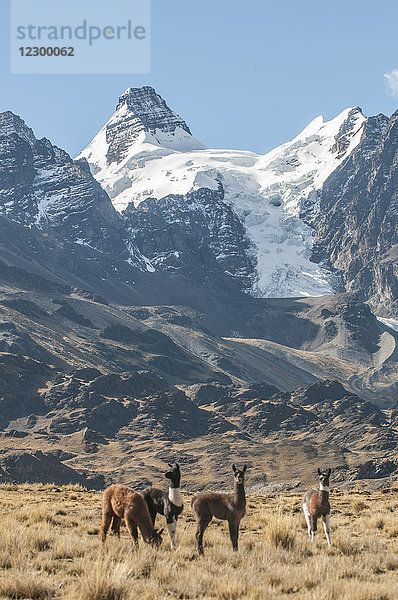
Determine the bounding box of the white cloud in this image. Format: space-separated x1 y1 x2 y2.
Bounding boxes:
384 69 398 96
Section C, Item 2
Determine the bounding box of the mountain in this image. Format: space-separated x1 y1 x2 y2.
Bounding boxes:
0 93 397 403
82 86 205 169
79 88 371 300
2 88 396 317
0 108 255 306
0 89 397 489
0 111 120 247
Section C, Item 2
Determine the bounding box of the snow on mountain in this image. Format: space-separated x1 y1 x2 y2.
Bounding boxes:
79 87 367 298
377 317 398 333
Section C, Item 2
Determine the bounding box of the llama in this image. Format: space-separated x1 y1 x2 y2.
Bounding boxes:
302 468 331 547
141 463 183 549
191 464 247 555
101 484 164 546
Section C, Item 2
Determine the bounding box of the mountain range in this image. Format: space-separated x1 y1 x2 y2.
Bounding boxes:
0 87 397 490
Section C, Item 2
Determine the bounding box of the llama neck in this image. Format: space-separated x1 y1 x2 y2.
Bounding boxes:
168 487 183 507
318 485 329 502
137 512 155 543
169 479 180 489
234 481 246 508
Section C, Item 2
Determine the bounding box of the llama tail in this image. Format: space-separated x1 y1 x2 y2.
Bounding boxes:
190 496 197 509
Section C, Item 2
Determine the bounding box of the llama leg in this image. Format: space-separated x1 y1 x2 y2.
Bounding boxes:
111 516 122 538
228 520 238 551
101 511 113 543
302 502 311 537
131 524 139 546
196 515 212 555
125 517 139 547
166 514 177 549
310 516 317 542
149 508 157 527
322 513 331 547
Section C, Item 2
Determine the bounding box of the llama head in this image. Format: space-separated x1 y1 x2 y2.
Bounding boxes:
232 464 247 484
149 527 164 546
317 467 331 488
165 463 181 488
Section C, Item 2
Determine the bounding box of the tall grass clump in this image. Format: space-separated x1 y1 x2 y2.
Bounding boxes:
264 511 296 550
66 558 132 600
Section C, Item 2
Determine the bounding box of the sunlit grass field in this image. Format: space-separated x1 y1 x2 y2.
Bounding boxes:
0 484 397 599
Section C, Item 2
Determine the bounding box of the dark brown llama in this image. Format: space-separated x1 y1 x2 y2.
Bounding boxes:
191 464 247 555
101 484 163 546
302 468 331 547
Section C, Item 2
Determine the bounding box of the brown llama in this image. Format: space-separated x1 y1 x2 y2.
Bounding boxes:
101 484 163 546
191 464 247 555
302 468 331 547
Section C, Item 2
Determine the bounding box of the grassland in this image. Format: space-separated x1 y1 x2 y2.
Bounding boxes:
0 484 397 599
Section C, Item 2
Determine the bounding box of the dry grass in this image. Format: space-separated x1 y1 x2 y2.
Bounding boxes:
263 511 296 550
0 485 396 599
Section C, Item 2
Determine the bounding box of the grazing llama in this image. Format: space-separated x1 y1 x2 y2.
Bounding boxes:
142 463 183 549
191 464 247 555
302 468 331 547
101 484 163 546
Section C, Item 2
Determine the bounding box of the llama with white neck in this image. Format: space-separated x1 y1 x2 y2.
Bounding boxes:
141 463 183 549
302 467 331 547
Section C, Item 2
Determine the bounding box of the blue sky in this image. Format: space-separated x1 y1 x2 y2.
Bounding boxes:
1 0 398 157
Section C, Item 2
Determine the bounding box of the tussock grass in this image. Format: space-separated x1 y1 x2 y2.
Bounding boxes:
387 524 398 538
351 499 369 512
0 568 55 599
332 533 361 556
0 487 396 599
263 512 296 550
66 558 132 600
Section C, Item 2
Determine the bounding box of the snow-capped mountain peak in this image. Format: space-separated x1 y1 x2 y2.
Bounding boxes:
79 88 369 299
117 86 192 137
79 86 206 176
255 106 366 217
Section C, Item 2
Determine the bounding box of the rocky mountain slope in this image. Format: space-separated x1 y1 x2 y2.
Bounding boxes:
0 308 397 490
0 112 121 251
311 111 398 316
0 267 397 489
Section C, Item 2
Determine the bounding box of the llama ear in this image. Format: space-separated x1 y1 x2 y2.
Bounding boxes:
242 464 247 473
328 468 331 475
318 468 321 475
232 464 237 472
176 463 180 470
168 463 174 468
